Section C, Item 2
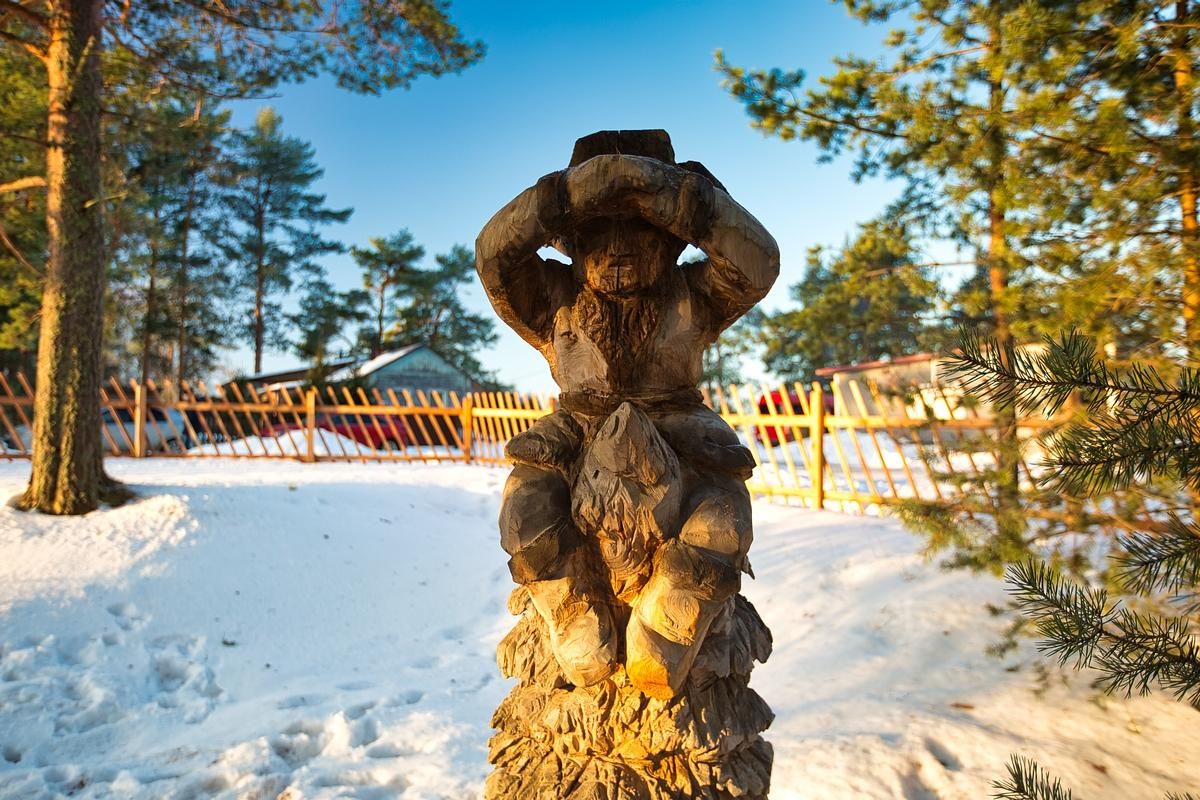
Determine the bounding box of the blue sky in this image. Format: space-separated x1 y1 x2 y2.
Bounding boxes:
230 0 903 392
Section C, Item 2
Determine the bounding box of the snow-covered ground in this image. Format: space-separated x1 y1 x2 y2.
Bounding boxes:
0 460 1196 799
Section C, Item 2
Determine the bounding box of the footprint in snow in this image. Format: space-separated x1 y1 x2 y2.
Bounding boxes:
366 742 411 759
350 716 382 748
270 719 330 767
439 625 465 641
106 602 148 632
345 700 376 720
277 693 326 710
146 635 222 723
923 737 963 771
385 689 423 707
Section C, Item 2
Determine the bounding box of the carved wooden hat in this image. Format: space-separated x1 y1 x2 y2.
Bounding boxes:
569 129 727 193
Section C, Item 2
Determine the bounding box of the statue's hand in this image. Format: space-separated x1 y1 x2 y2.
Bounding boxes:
563 155 716 244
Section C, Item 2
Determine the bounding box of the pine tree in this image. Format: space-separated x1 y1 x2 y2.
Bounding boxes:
111 96 234 388
760 211 948 381
164 100 235 386
385 244 498 381
999 1 1196 361
717 0 1062 519
224 108 351 375
290 272 368 385
949 331 1200 799
0 46 45 376
352 237 497 381
702 307 764 387
0 0 483 514
350 229 425 357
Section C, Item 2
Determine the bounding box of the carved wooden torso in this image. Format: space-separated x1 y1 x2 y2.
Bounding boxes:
542 269 715 398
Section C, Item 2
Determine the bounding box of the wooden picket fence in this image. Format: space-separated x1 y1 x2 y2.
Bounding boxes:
0 371 1116 519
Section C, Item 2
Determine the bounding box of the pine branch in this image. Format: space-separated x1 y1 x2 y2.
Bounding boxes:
1116 518 1200 597
1098 610 1200 706
947 330 1200 418
0 0 48 29
1007 560 1109 668
992 755 1074 800
1009 561 1200 708
1043 415 1200 494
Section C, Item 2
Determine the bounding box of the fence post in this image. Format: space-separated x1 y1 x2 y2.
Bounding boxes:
810 382 826 510
304 387 317 463
461 394 474 463
133 381 147 458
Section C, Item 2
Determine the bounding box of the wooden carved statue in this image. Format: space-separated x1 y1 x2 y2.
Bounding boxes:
476 130 778 799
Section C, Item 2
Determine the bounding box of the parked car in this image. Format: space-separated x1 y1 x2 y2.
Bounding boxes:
1 407 191 453
754 386 835 446
267 413 410 451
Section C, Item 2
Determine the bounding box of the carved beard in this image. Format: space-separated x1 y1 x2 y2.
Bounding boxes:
574 286 662 391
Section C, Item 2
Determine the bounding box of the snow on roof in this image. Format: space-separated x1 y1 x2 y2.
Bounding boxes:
815 352 940 377
244 357 357 384
325 343 426 383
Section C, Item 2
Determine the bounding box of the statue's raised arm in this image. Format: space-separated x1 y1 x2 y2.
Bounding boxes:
562 153 781 332
475 173 576 350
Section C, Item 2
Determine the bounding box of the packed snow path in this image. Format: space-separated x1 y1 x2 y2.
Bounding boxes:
0 461 1196 799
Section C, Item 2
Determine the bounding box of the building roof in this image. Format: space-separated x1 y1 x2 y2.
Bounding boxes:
325 343 429 383
815 352 939 377
243 357 358 386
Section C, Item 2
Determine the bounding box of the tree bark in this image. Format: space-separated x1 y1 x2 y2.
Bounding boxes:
252 188 267 374
986 15 1021 518
1176 0 1199 358
20 0 107 515
375 286 385 357
176 167 196 386
140 213 159 389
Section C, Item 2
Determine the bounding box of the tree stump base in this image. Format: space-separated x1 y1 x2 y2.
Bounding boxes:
486 588 773 800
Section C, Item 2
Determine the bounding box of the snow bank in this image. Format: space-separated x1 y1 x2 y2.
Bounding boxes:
0 460 1196 799
186 430 372 458
186 431 459 460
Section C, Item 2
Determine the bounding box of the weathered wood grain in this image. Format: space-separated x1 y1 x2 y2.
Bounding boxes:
477 130 779 799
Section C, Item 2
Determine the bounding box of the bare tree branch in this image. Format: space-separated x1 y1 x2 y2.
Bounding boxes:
0 221 41 278
0 176 46 195
0 0 48 29
0 26 47 61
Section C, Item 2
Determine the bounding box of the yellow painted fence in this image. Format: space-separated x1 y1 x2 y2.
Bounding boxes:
0 373 1122 520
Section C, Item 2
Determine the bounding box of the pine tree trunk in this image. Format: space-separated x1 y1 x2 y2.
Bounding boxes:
176 169 196 386
986 17 1022 523
376 288 385 357
253 201 266 374
1176 0 1199 358
141 233 158 389
254 265 265 374
20 0 107 515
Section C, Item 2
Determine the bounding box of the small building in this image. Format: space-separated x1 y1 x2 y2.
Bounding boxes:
815 344 1046 420
816 353 943 417
242 357 359 392
327 344 475 398
241 344 475 399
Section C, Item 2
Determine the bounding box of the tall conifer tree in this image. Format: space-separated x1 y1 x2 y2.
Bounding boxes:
224 108 351 375
351 229 425 358
0 0 482 513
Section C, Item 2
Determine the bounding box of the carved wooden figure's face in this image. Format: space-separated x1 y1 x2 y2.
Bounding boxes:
566 218 686 297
